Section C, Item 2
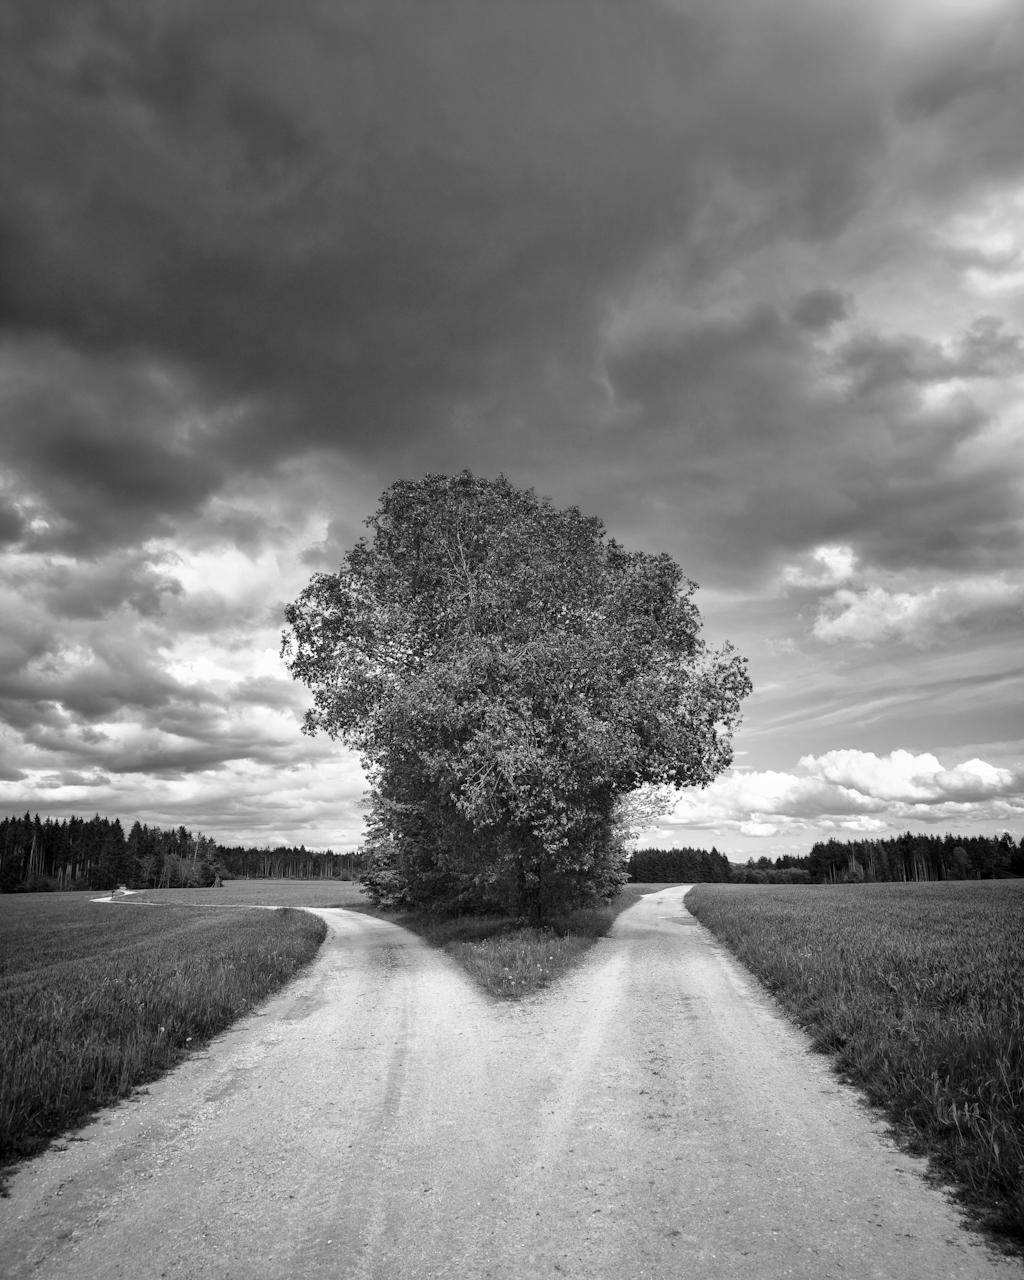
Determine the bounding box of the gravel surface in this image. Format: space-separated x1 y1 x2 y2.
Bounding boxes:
2 885 1019 1279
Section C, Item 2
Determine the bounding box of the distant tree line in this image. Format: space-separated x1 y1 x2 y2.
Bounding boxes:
216 844 362 882
627 832 1024 886
0 812 362 893
806 832 1023 882
628 846 732 882
741 832 1024 884
6 811 1018 894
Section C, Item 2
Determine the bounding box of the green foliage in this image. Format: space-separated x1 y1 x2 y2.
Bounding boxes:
0 896 326 1167
283 473 750 916
0 811 362 892
731 860 813 885
628 845 731 882
687 882 1024 1245
807 831 1023 883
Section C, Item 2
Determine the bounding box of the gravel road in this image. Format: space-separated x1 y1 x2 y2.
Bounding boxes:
2 885 1019 1279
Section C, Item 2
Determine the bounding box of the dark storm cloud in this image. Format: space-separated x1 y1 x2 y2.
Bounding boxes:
599 298 1024 579
3 2 713 419
0 0 900 551
16 713 299 778
0 501 25 545
32 552 182 619
897 6 1024 189
791 288 850 333
835 316 1024 395
0 342 228 553
0 631 190 730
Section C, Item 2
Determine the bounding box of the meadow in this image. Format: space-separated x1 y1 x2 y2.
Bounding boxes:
124 879 368 908
0 890 327 1171
685 881 1024 1245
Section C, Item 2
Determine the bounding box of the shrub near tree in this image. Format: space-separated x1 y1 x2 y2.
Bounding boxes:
283 473 751 918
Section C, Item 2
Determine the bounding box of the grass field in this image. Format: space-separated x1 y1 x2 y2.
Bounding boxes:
0 890 327 1172
123 879 368 908
360 883 668 998
685 881 1024 1246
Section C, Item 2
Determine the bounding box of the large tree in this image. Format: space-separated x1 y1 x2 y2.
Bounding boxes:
282 473 750 916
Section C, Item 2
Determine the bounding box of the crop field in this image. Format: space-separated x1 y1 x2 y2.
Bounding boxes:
685 881 1024 1244
0 892 327 1170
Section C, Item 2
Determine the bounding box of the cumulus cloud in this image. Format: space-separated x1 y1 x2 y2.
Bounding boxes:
645 748 1024 842
812 575 1024 645
0 505 371 843
782 543 857 587
800 748 1020 803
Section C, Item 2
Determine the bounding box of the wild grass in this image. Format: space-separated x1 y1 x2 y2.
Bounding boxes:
685 881 1024 1247
362 883 666 998
0 894 326 1172
124 878 368 909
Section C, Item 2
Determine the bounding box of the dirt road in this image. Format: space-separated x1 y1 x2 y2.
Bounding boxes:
2 886 1018 1279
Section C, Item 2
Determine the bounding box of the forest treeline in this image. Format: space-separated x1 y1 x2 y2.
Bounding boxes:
0 812 362 893
4 812 1021 893
742 831 1024 884
628 846 732 882
630 832 1024 885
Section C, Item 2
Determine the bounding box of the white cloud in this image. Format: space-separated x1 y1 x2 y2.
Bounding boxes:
943 183 1024 299
739 821 784 837
819 815 890 833
801 747 1019 802
0 495 371 846
782 543 857 588
639 748 1024 840
813 576 1024 646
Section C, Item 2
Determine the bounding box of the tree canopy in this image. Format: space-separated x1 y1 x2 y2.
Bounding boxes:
282 473 751 916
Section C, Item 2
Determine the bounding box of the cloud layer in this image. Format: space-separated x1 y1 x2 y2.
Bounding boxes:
649 749 1024 844
1 0 1022 849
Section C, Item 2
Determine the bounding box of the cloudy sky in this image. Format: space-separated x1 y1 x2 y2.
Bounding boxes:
2 0 1023 856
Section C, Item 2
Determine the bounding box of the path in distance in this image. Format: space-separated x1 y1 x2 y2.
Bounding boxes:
2 886 1019 1279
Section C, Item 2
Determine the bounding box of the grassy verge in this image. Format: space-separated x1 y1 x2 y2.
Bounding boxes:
0 893 327 1173
685 881 1024 1248
357 882 668 998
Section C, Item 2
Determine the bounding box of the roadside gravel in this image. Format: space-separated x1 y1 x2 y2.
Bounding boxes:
1 886 1018 1279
